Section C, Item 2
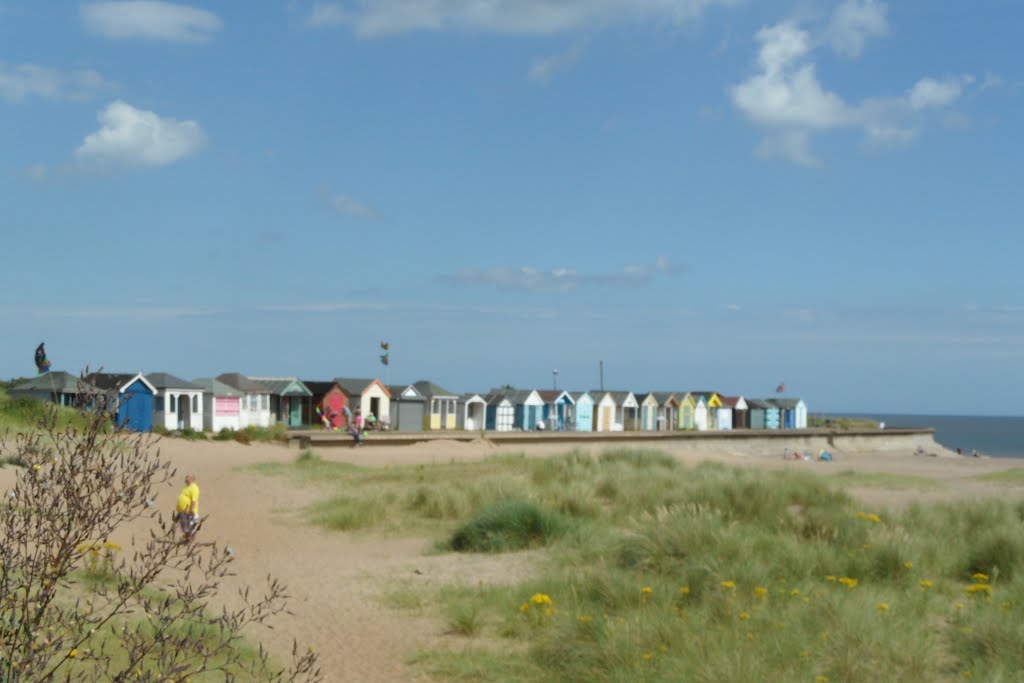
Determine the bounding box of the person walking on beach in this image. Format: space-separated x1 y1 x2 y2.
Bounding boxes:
175 473 200 542
349 409 363 447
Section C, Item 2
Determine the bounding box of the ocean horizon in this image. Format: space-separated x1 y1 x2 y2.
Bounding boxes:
833 413 1024 459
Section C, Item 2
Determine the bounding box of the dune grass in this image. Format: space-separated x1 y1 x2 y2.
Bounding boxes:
254 448 1024 682
0 386 90 434
975 468 1024 484
829 469 947 491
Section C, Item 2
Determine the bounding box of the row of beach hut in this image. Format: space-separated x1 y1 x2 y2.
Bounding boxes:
8 370 809 434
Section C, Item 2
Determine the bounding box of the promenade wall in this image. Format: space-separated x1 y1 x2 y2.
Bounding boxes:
288 428 944 456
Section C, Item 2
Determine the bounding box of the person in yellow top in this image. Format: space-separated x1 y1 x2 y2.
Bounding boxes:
175 473 200 541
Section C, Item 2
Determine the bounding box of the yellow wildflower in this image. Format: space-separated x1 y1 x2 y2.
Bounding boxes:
641 652 653 661
838 577 858 589
971 572 989 583
965 584 992 596
641 586 653 595
903 561 913 569
68 648 77 658
919 580 934 589
577 615 592 623
877 603 889 612
530 593 553 606
720 580 736 590
753 586 768 599
867 513 881 523
825 575 837 582
739 612 751 620
520 603 531 613
816 676 829 683
790 589 800 597
679 585 691 596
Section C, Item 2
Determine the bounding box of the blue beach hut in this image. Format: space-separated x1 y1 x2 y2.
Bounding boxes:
87 372 156 432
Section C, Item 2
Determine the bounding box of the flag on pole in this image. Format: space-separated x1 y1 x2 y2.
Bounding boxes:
380 353 390 366
34 342 51 374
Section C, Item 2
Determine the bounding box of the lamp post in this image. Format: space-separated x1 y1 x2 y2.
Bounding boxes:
553 369 558 390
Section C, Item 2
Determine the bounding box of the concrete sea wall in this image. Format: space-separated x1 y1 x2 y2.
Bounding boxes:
290 428 943 456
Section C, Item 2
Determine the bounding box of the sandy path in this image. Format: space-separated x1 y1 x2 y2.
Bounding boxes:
4 434 1024 681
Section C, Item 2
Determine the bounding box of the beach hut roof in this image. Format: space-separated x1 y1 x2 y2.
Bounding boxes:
8 371 93 394
217 373 272 394
333 377 391 398
249 376 312 397
146 372 202 391
747 399 776 409
769 398 801 409
86 372 156 394
300 380 341 396
191 378 243 397
413 380 457 398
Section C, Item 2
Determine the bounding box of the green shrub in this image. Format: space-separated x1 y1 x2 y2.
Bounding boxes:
213 427 235 441
449 500 570 553
962 530 1024 581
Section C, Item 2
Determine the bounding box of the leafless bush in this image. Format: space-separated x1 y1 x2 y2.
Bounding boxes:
0 374 320 681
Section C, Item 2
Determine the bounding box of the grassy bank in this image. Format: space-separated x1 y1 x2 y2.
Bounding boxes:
253 449 1024 682
0 386 90 435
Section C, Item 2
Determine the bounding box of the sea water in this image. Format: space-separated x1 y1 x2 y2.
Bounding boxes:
848 414 1024 458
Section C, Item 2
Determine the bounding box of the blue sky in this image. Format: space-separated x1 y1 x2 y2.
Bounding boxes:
2 0 1022 414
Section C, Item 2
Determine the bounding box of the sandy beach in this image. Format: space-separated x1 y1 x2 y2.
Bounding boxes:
4 435 1023 681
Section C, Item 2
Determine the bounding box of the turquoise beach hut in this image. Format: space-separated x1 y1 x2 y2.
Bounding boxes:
573 392 594 432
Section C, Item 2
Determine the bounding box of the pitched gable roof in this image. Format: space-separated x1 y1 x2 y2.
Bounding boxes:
192 378 243 397
413 380 457 397
302 380 341 396
248 376 312 396
9 371 93 394
333 377 392 398
146 372 202 391
216 373 271 394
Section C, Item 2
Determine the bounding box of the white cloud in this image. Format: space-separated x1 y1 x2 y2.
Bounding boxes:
732 23 852 130
304 0 739 36
529 44 584 84
908 76 970 110
81 1 222 43
319 187 380 220
732 13 973 165
440 257 683 292
0 62 115 102
826 0 887 58
75 100 206 169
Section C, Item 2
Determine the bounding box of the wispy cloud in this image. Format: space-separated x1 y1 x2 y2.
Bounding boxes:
74 100 206 170
303 0 739 37
826 0 887 58
439 256 683 292
0 62 115 102
319 186 381 220
732 3 975 165
528 44 584 85
81 1 222 43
